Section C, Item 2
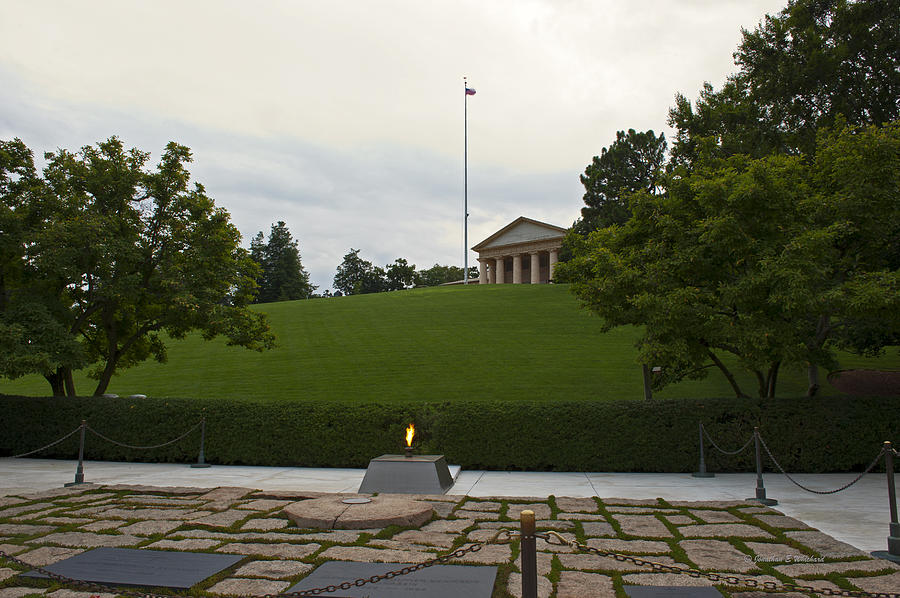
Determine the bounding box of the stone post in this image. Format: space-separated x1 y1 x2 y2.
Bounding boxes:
478 260 487 285
494 257 504 284
512 254 522 284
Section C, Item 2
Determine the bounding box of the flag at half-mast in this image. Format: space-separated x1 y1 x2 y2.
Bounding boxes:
465 86 476 95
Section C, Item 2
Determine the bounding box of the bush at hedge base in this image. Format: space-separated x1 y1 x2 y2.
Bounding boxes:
0 394 895 473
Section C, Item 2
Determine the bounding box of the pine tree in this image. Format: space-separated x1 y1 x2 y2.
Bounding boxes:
251 222 315 303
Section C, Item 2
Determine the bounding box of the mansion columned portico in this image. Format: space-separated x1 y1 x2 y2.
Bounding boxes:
471 217 567 284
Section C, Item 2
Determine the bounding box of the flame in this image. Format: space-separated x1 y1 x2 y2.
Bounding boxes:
405 423 415 447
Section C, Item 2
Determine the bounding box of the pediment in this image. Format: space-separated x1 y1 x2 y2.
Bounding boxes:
472 217 567 251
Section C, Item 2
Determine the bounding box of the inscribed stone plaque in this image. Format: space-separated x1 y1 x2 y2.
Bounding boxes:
624 587 723 598
22 547 243 589
286 561 497 597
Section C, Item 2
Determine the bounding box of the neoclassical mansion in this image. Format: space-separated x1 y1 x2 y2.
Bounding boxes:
471 217 567 284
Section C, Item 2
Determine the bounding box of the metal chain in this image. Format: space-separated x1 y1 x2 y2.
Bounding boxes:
86 421 202 451
540 531 900 598
702 424 755 456
9 425 83 459
758 433 885 495
0 530 513 598
269 530 511 597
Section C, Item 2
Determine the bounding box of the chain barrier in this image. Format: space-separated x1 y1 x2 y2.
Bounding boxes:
86 421 202 451
758 433 885 495
538 531 900 598
8 425 84 459
702 424 755 456
0 531 514 598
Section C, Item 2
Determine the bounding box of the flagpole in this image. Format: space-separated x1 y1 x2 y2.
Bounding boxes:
463 79 476 284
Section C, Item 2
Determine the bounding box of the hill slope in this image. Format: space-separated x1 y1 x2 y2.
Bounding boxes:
2 284 895 401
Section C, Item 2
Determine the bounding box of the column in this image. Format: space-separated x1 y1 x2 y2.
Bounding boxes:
549 249 559 282
478 259 487 285
530 252 540 284
512 254 522 284
495 257 504 284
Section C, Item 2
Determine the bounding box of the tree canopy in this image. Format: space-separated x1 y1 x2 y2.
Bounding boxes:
562 0 900 398
668 0 900 166
0 137 275 396
573 129 667 236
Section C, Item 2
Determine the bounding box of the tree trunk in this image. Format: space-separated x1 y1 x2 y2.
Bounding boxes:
767 361 780 398
806 364 820 397
754 371 767 398
44 369 65 397
64 367 77 397
93 359 118 396
706 349 750 398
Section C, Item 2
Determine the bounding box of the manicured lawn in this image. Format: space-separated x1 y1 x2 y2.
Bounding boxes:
2 284 896 401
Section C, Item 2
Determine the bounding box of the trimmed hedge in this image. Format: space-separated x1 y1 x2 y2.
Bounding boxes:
0 394 896 472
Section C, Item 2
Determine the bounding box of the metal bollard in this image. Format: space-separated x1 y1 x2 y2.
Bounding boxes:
692 422 715 478
520 509 538 598
64 420 87 487
872 441 900 562
746 427 777 505
191 417 211 468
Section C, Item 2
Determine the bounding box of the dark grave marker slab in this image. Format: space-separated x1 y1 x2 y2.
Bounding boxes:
286 561 497 597
624 586 723 598
21 547 243 589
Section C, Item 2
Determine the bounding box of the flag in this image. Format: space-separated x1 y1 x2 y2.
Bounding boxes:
465 87 476 96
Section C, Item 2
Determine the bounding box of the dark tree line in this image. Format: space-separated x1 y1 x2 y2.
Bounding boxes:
332 249 477 295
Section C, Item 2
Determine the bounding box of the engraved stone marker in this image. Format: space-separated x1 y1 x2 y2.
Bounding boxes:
22 547 243 589
624 587 724 598
286 561 497 597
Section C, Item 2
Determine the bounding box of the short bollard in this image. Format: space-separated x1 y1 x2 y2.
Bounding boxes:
872 441 900 562
692 422 715 478
191 417 211 468
746 427 777 506
64 420 87 487
520 509 538 598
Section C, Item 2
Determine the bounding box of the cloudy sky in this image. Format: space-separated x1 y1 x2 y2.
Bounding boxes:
0 0 786 292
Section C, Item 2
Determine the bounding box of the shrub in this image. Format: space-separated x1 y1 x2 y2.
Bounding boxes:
0 394 895 472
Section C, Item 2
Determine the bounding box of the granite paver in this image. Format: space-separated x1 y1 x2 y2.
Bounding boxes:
233 560 313 578
15 546 84 566
555 571 616 598
216 542 320 559
206 578 290 596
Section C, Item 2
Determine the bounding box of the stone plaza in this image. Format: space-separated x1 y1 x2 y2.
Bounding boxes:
1 479 899 597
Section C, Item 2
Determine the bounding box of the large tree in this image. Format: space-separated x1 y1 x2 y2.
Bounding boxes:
558 122 900 398
1 137 275 396
333 248 373 295
1 139 86 393
573 129 667 236
251 221 315 303
669 0 900 167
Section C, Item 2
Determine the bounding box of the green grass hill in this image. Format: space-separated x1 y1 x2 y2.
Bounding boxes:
2 284 896 402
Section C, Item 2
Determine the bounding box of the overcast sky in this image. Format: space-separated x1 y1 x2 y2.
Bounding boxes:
0 0 787 292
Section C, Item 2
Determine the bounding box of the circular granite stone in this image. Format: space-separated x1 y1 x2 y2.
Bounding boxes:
283 496 434 530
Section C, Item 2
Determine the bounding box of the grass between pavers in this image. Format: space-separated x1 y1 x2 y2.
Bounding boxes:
1 486 899 598
2 284 898 402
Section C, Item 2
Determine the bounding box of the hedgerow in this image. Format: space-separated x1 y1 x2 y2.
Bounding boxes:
0 394 894 472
